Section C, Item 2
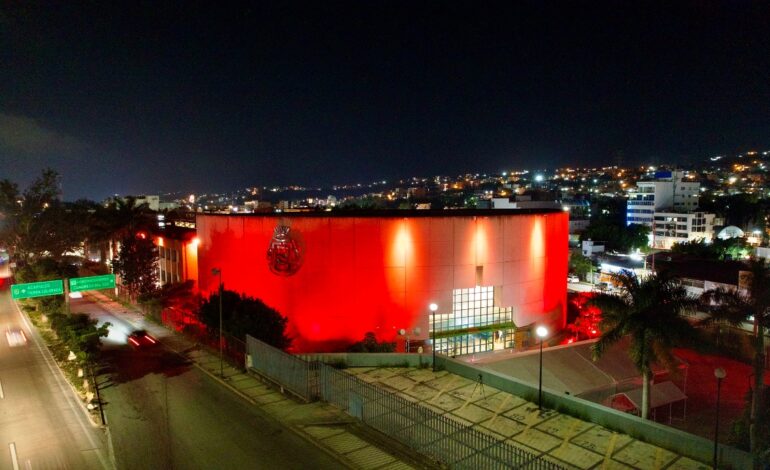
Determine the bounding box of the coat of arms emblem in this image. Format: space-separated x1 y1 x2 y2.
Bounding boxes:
266 222 304 276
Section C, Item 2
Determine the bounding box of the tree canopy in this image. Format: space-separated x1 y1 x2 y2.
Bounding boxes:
199 289 292 351
112 233 158 299
671 237 752 260
581 221 650 253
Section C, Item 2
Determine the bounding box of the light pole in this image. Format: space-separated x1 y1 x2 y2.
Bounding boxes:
714 367 726 469
536 326 548 411
429 303 438 372
211 268 224 378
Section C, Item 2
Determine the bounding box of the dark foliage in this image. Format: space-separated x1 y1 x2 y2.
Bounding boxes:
199 288 291 350
347 332 396 352
49 312 111 362
112 234 158 298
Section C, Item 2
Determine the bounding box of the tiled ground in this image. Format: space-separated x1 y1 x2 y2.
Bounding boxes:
347 367 712 470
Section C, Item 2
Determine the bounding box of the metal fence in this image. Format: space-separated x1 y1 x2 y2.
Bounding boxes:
162 307 246 370
246 335 317 400
246 335 562 469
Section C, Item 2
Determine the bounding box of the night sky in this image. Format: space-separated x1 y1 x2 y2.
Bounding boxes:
1 1 769 200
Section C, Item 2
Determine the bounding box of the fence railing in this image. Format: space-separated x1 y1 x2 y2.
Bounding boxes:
246 335 562 469
161 307 246 370
246 335 317 400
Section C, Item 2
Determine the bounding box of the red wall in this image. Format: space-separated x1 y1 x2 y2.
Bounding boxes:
196 212 568 351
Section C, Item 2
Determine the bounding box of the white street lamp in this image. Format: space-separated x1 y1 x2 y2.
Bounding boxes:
429 303 438 372
536 326 548 410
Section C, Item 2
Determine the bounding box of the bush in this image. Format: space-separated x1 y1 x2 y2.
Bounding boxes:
347 332 396 353
49 313 110 362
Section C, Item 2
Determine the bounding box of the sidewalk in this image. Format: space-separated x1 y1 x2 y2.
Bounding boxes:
86 291 428 470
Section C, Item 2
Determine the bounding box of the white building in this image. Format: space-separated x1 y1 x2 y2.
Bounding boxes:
626 171 699 226
491 196 560 210
133 195 160 211
650 212 716 249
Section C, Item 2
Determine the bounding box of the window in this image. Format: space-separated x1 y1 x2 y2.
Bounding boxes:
429 285 515 355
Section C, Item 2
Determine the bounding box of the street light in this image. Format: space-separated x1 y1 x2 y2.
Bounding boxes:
714 367 727 469
211 268 224 378
429 303 438 372
536 326 548 411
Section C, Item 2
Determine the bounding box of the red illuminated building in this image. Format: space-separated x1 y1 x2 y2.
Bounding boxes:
195 210 568 353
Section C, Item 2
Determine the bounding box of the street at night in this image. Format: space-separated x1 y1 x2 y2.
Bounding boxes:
0 288 110 470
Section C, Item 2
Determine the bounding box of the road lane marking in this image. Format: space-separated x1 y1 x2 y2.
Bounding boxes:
9 442 19 470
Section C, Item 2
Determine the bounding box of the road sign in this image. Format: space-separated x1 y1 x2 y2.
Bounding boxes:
11 279 64 299
69 274 116 292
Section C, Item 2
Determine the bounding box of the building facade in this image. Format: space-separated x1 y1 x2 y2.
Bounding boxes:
650 212 716 249
626 171 700 226
195 210 568 353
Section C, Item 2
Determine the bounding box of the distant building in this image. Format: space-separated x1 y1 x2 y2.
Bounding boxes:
582 240 605 257
491 195 560 210
651 212 716 249
626 171 699 226
133 195 160 211
626 171 716 249
155 227 198 288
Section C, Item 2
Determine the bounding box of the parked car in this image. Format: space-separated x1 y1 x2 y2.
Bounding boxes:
567 274 580 283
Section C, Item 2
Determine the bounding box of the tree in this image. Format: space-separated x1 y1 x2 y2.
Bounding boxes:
199 289 291 350
589 271 698 419
347 332 396 352
671 237 752 260
582 221 649 253
569 252 593 280
89 196 154 264
0 169 64 261
625 224 651 252
701 259 770 462
112 233 158 300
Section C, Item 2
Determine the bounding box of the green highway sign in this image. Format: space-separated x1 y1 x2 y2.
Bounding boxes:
69 274 116 292
11 279 64 300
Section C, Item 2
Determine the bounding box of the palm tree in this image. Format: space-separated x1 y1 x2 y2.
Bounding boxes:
701 259 770 460
590 271 698 419
88 196 153 265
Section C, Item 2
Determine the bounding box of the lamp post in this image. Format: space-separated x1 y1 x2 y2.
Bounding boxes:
536 326 548 411
211 268 223 378
714 367 726 469
429 303 438 372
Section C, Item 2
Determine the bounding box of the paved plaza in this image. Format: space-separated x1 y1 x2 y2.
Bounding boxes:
347 367 712 470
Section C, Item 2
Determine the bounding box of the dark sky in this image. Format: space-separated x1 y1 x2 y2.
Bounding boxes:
1 1 769 200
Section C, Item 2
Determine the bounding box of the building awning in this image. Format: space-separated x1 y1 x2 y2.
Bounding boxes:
610 381 687 411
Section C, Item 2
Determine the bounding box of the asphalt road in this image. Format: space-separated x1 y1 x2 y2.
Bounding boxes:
0 287 110 470
72 295 343 470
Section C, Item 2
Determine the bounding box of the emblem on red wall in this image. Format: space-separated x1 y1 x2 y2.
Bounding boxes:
266 222 304 276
